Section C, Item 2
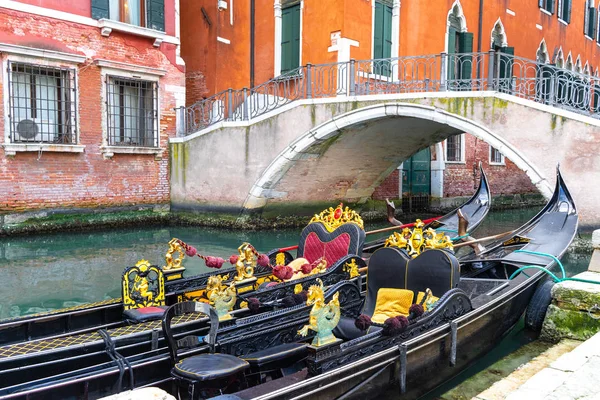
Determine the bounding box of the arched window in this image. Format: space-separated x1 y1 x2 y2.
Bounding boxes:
446 1 472 87
536 40 551 103
491 19 513 94
554 47 565 68
584 0 597 38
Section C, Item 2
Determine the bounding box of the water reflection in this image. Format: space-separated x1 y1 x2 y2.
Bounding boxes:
0 208 591 320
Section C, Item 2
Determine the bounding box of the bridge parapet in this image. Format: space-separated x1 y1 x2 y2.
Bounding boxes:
179 52 600 136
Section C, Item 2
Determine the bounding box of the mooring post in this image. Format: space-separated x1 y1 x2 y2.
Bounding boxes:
589 230 600 273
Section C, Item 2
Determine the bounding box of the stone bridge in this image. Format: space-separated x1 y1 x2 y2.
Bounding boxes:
171 54 600 227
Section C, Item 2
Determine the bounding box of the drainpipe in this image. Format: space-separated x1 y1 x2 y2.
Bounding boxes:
250 0 255 88
476 0 484 79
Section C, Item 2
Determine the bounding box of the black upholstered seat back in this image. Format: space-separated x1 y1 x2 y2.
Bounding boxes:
363 247 410 317
297 222 366 266
406 249 460 297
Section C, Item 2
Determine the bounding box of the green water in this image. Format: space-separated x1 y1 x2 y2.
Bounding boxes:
0 208 591 320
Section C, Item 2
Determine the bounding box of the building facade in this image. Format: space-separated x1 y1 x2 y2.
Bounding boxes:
0 0 185 217
180 0 598 205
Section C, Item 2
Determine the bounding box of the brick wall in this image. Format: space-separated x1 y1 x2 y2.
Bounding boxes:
443 135 538 197
0 8 185 214
372 169 399 200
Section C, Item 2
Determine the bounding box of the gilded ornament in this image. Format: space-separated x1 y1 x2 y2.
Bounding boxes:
298 279 341 347
309 203 364 232
206 274 229 302
122 260 165 310
275 252 286 266
163 238 185 271
384 219 453 257
294 284 303 294
234 242 258 281
344 259 360 278
209 281 237 321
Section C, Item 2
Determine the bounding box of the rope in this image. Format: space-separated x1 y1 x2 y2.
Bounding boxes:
98 329 135 392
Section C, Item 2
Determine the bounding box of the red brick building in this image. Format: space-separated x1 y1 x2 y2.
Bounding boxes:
0 0 185 218
180 0 597 206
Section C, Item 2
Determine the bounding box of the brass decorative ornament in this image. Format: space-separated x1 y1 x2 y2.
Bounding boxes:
234 242 258 281
309 203 364 232
209 281 237 321
384 219 453 257
206 274 230 302
163 238 185 271
275 252 286 266
122 260 166 310
298 279 341 347
294 284 304 294
344 259 360 278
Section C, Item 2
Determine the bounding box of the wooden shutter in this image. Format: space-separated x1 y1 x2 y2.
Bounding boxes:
373 2 384 59
91 0 109 20
589 7 597 37
499 47 514 93
281 4 300 73
585 2 590 35
548 0 555 13
146 0 165 31
447 27 457 80
566 0 572 22
383 4 392 59
458 32 473 80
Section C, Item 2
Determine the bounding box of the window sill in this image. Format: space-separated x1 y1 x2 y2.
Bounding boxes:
2 143 85 156
489 161 506 166
98 19 176 47
101 146 164 160
274 70 303 81
558 19 569 26
539 8 553 16
445 160 466 165
585 35 594 41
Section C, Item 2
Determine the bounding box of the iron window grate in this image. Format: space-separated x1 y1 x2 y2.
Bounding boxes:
106 76 158 147
446 135 462 162
7 61 77 144
490 147 503 164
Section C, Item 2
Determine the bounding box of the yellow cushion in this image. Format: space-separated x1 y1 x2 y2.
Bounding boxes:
371 288 414 324
371 288 440 324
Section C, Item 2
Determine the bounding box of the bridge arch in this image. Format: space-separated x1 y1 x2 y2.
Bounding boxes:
243 102 551 211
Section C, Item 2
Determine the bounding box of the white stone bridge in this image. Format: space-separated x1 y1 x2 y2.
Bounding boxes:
171 53 600 227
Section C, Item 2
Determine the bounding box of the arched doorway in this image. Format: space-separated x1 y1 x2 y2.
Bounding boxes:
491 19 514 93
446 0 472 89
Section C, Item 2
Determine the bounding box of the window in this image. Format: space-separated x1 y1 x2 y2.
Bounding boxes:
106 76 158 147
8 62 76 144
558 0 572 21
91 0 165 31
489 146 504 165
373 1 393 76
539 0 555 14
281 4 301 74
584 0 597 38
445 135 463 162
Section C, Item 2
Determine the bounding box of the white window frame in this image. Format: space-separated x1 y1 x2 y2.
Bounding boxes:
274 0 303 78
97 60 165 159
489 145 505 165
1 44 85 156
444 134 465 164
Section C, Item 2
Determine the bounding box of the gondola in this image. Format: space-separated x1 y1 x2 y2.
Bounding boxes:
0 168 490 347
0 170 492 400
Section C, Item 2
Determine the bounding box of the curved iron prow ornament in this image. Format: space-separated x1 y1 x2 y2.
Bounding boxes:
384 219 453 257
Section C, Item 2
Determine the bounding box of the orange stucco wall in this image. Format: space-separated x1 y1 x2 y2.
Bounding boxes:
182 0 600 102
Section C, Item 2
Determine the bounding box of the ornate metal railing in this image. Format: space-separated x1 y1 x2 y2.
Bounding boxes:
180 51 600 135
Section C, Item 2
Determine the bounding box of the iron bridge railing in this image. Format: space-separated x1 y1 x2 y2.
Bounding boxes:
179 51 600 135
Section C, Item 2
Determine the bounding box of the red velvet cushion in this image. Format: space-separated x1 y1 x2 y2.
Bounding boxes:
303 232 351 266
137 306 167 314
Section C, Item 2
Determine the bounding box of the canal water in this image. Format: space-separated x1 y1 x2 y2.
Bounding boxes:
0 208 591 321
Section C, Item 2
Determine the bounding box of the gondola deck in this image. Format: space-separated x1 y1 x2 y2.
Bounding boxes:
0 312 203 360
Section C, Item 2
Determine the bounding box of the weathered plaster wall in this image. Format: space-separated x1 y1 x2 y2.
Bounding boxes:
171 92 600 227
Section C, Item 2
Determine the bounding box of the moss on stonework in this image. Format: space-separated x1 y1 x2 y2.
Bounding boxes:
310 104 317 126
540 305 600 343
550 114 558 131
492 98 509 109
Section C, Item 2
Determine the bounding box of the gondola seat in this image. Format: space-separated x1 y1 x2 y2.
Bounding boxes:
241 343 308 383
122 261 168 323
267 204 366 273
163 302 249 399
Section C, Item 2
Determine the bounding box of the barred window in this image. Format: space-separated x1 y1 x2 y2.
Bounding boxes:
490 146 504 164
106 76 158 147
8 62 76 144
446 135 462 162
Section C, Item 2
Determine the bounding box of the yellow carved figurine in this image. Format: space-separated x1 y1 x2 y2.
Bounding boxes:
298 279 341 347
133 275 153 301
163 238 185 271
384 219 453 257
235 242 257 281
206 274 229 302
209 281 237 321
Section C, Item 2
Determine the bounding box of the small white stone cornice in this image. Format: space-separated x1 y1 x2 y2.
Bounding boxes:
95 59 167 76
98 19 179 47
0 43 86 63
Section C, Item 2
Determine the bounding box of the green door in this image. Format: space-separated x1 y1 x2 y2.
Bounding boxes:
402 147 431 212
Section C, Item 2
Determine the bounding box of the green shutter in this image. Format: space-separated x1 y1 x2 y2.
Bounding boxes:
593 84 599 112
373 2 392 76
566 0 572 22
590 8 597 37
447 27 457 80
281 4 300 73
91 0 109 20
458 32 473 82
548 0 555 13
146 0 165 31
499 47 514 93
373 2 383 59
